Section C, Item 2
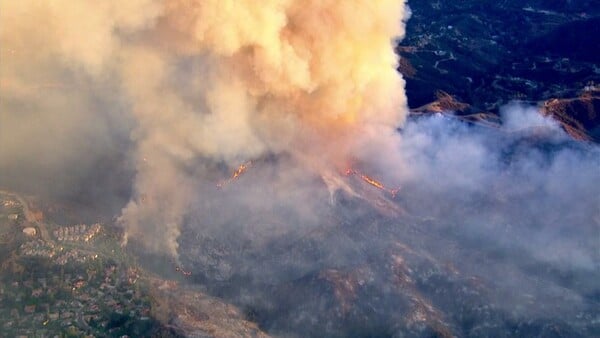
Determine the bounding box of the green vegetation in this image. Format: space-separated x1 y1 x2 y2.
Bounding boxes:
0 194 166 336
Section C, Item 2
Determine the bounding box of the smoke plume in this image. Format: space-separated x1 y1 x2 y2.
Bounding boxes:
2 2 600 335
0 0 408 257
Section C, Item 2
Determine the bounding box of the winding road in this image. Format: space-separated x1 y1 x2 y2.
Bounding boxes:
1 190 53 243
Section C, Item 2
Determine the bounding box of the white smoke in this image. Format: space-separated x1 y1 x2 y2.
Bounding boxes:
395 105 600 271
500 102 563 132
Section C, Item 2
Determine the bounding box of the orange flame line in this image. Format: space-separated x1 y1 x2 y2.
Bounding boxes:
345 168 400 197
360 174 385 190
217 161 253 188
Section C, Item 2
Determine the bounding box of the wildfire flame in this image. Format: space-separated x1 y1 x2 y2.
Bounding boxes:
345 169 400 198
217 161 253 188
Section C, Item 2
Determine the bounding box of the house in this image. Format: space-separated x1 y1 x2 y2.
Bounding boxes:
22 227 37 237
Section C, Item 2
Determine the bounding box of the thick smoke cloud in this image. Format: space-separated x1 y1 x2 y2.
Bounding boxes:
396 106 599 271
1 0 408 257
0 0 147 212
2 1 599 334
179 104 599 317
179 105 598 336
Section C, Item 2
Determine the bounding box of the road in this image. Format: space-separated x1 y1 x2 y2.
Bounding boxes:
0 189 53 243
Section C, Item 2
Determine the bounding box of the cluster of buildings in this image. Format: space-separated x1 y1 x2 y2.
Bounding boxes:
1 194 161 336
2 199 19 208
2 198 21 223
0 259 153 337
54 249 97 266
19 239 55 258
18 240 100 266
53 223 102 242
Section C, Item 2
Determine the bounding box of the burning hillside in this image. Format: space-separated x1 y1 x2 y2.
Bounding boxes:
0 0 409 258
345 169 401 198
176 128 599 336
1 0 599 337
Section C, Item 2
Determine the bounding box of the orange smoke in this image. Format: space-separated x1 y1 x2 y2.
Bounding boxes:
0 0 408 257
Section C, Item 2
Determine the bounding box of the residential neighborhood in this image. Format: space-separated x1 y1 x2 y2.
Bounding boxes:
0 192 162 337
